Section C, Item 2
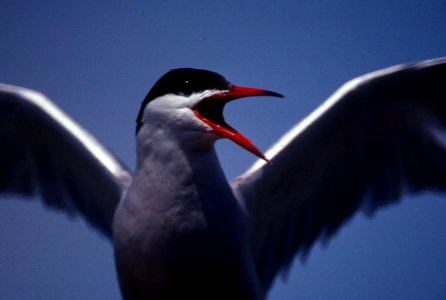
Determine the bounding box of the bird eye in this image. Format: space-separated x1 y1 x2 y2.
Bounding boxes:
179 80 193 95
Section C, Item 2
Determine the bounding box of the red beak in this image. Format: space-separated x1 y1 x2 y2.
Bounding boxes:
193 85 283 162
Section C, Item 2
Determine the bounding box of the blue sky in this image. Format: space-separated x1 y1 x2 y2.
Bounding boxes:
1 1 446 299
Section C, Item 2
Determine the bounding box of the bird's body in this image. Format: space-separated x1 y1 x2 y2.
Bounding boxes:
113 117 260 299
1 59 446 299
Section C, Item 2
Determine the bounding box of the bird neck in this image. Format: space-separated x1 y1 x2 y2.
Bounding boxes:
130 122 233 211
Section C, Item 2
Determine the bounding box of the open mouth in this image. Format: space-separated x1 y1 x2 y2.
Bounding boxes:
193 86 283 161
194 97 229 132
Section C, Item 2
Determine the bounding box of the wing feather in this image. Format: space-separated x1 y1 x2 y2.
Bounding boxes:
231 58 446 289
0 84 132 238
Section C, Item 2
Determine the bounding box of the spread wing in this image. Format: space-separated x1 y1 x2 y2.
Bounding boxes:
0 84 132 238
231 58 446 289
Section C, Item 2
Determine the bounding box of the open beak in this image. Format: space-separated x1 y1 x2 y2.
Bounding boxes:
193 85 283 162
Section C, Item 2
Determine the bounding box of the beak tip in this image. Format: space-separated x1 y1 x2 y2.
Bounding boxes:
269 91 284 98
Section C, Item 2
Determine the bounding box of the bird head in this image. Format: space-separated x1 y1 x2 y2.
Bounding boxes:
136 68 283 161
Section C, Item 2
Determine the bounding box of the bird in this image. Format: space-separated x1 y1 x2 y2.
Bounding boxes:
1 57 446 299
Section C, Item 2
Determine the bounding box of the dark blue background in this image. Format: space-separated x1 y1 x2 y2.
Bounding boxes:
1 1 446 299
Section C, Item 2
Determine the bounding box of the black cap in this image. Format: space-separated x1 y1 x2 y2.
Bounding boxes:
136 68 231 133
